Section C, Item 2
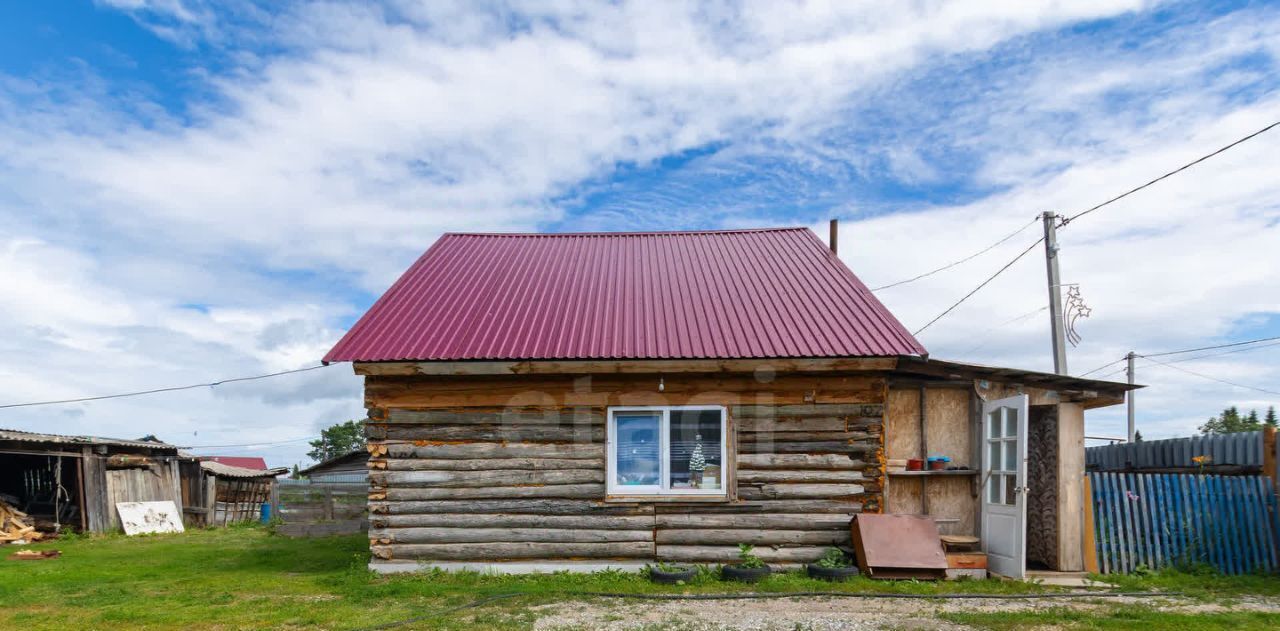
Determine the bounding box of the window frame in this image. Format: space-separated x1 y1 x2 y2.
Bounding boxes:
605 405 729 498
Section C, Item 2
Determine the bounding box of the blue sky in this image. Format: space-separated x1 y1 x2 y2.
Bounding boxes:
0 0 1277 467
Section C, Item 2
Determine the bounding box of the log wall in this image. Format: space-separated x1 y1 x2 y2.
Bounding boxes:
363 372 885 567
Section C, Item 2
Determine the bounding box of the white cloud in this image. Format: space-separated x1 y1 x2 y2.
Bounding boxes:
1 1 1276 465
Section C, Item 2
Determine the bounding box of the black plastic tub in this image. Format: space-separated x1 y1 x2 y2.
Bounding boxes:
649 566 698 584
806 564 861 581
721 564 772 582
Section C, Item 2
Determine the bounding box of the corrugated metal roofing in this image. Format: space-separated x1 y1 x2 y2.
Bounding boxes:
200 460 289 479
0 429 177 450
325 228 926 362
207 456 269 470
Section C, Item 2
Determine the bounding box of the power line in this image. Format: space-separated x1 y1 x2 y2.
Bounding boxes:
872 216 1039 291
1159 339 1280 364
957 305 1048 355
1059 120 1280 227
912 236 1044 336
182 436 316 449
1140 335 1280 358
1078 356 1127 378
0 364 332 410
1138 355 1280 397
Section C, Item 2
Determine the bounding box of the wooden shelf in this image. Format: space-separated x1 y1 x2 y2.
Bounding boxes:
887 469 979 477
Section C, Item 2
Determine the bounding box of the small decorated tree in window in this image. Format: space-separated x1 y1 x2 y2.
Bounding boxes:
689 434 706 485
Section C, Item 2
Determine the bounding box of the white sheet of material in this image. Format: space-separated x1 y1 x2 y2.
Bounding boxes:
116 501 185 535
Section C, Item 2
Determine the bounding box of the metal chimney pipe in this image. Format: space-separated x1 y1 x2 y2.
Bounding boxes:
829 219 838 255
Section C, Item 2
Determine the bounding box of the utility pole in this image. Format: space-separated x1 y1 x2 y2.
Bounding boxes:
1126 351 1136 442
1042 212 1068 375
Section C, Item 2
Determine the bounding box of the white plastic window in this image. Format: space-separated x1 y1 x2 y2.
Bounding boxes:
607 406 727 496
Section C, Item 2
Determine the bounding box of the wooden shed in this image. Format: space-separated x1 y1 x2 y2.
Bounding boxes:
0 429 183 533
179 459 288 527
324 228 1134 578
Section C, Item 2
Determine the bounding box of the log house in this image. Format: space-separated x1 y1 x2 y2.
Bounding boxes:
325 228 1133 575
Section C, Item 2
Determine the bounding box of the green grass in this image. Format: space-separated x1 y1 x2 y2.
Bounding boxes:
0 527 1276 630
942 606 1280 630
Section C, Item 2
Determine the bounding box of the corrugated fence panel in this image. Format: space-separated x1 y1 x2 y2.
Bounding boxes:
1089 473 1279 575
1087 432 1263 472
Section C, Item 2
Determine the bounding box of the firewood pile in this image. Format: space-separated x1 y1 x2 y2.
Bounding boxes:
0 501 43 544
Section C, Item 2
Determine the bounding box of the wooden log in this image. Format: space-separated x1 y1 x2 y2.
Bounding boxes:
737 417 881 433
371 541 654 560
731 404 885 419
737 483 865 500
383 408 604 425
369 469 602 488
738 431 874 443
384 443 603 460
366 374 883 408
656 545 828 563
384 484 604 501
652 499 861 514
736 454 863 470
655 529 850 546
656 514 854 530
736 470 866 484
371 513 655 530
738 442 876 455
370 424 604 443
369 527 653 544
370 499 653 516
383 458 605 471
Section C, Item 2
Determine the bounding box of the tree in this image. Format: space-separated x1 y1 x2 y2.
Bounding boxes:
1133 430 1144 442
290 463 303 480
307 420 365 462
1265 406 1278 429
1199 406 1266 434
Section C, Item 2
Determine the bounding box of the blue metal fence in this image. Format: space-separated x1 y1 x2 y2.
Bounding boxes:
1089 472 1279 574
1087 432 1263 472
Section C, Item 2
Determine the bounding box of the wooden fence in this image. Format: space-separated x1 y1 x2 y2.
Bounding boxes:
275 479 367 537
1088 472 1279 574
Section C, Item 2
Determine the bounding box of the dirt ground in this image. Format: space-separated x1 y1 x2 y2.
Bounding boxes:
528 594 1280 630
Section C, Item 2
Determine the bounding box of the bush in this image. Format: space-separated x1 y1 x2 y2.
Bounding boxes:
735 544 766 569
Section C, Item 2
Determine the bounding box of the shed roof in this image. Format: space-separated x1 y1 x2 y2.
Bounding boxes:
0 429 178 451
325 228 926 362
199 460 289 479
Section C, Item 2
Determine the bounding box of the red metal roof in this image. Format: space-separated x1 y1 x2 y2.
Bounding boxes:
324 228 926 362
206 456 269 470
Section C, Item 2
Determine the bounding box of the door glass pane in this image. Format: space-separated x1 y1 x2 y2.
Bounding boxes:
988 411 1001 438
988 441 1001 472
1004 474 1018 505
669 409 723 491
1003 441 1017 473
988 472 1002 503
614 414 660 487
1004 407 1019 437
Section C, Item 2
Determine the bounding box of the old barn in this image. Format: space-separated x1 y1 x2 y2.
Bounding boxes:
324 227 1132 578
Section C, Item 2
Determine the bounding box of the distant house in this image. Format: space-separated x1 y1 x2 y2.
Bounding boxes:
206 456 269 470
298 450 369 485
324 227 1135 578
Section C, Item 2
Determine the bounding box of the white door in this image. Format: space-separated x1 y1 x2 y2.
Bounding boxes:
981 394 1029 579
